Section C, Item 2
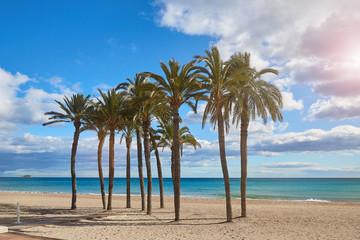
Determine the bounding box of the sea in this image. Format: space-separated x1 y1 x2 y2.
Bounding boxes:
0 178 359 202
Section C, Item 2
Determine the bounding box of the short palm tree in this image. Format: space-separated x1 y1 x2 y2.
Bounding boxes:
95 89 128 210
81 106 109 209
120 120 136 208
195 46 234 222
116 74 150 211
142 58 204 221
157 119 201 186
229 52 283 217
43 93 91 210
135 125 145 211
149 128 165 208
157 119 202 161
134 87 168 215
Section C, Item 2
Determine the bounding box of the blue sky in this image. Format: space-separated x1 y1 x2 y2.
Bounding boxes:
0 0 359 178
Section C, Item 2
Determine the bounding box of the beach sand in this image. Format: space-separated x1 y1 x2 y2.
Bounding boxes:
0 193 359 239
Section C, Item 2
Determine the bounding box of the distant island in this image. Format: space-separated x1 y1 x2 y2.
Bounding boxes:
21 175 32 178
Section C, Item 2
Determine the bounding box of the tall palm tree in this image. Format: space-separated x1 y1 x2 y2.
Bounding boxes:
116 74 149 211
120 121 136 208
43 93 91 210
149 128 164 208
229 52 283 217
195 46 234 222
95 89 128 210
142 58 204 221
81 106 108 209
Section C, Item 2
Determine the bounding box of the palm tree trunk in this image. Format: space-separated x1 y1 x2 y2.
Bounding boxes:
240 109 249 218
155 147 164 208
149 131 164 208
107 128 115 210
70 122 81 210
217 111 232 222
170 146 174 185
136 129 145 211
143 119 152 215
172 107 181 221
126 136 132 208
97 134 106 210
150 134 164 209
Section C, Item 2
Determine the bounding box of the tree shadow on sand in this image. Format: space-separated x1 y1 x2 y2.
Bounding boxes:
0 203 108 227
2 204 235 231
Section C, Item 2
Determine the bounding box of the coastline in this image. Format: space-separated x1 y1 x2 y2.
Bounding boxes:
1 192 359 239
4 191 360 202
2 177 359 203
0 190 357 203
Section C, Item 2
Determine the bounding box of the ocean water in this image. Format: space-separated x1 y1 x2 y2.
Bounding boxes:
0 178 359 202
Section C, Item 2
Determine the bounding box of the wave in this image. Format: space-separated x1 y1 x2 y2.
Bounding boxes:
303 198 330 202
0 190 68 194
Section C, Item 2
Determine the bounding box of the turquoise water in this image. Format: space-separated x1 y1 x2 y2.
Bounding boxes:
0 178 359 202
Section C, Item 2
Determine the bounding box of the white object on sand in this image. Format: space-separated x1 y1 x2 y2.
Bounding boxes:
16 202 21 224
0 225 8 233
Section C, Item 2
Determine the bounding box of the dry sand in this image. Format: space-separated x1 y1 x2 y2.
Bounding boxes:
0 193 359 240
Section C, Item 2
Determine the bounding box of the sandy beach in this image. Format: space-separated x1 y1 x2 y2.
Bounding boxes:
0 193 359 239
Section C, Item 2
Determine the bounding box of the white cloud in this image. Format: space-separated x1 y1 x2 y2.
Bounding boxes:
253 162 360 177
3 169 69 177
0 68 80 134
261 162 318 168
156 0 360 120
0 132 115 176
0 68 31 123
307 96 360 120
157 0 353 60
273 77 296 90
183 102 206 124
1 123 359 177
72 82 83 92
255 151 281 157
0 121 20 135
281 91 303 111
184 101 360 158
249 125 360 154
46 76 75 95
273 77 304 111
92 83 114 93
0 133 70 154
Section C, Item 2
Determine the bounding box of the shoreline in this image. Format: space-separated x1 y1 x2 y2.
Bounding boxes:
0 191 358 203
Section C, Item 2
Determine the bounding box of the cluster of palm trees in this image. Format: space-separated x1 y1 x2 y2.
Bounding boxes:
43 46 283 222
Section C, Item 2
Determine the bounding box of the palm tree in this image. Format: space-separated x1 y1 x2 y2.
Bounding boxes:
120 121 136 208
135 126 145 211
95 89 128 210
43 93 90 210
157 119 201 183
149 128 164 208
81 106 108 209
142 58 204 221
195 46 234 222
135 87 168 215
228 52 283 217
116 74 149 211
157 119 202 160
